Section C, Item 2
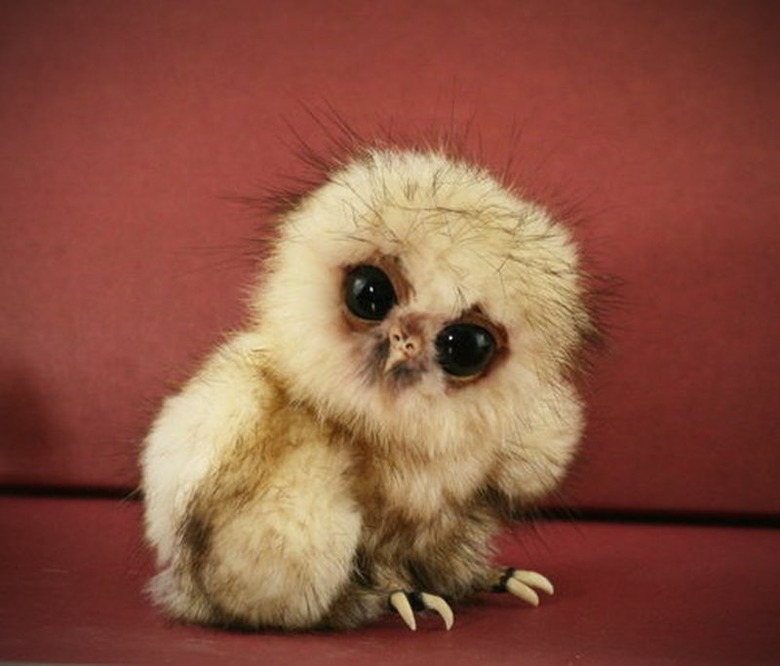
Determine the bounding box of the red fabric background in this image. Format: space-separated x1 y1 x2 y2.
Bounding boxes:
1 1 779 516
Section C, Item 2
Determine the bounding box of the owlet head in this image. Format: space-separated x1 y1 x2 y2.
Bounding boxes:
254 148 592 454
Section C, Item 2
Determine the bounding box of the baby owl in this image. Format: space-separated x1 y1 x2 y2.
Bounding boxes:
141 147 593 631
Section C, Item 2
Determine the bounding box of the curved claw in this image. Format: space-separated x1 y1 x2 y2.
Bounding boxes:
513 570 554 596
389 591 417 631
495 568 555 607
506 577 540 606
419 592 454 630
388 591 455 631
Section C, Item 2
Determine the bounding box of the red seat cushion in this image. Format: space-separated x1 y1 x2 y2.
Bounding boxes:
1 496 777 664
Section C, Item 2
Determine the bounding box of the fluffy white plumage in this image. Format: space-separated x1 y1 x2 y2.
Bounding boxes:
141 147 593 630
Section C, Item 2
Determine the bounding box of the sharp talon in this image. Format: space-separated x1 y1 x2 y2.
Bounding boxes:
389 591 454 631
420 592 454 630
513 570 554 596
389 591 417 631
506 577 540 606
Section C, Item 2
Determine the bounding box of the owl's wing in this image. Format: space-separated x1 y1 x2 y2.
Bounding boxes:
489 380 584 506
141 331 272 565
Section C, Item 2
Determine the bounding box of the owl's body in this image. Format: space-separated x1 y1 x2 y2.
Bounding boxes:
142 148 592 630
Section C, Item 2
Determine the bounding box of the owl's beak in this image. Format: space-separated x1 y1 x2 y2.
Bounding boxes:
383 326 423 374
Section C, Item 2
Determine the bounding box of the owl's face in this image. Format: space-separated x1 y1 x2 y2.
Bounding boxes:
254 149 590 457
340 260 508 395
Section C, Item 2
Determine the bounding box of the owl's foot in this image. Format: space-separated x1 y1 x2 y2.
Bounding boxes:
388 590 454 631
491 567 554 607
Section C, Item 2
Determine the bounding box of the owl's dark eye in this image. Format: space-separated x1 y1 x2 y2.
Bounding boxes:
435 323 496 378
344 265 397 321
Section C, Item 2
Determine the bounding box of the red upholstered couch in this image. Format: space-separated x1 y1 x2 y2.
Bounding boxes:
1 2 778 663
